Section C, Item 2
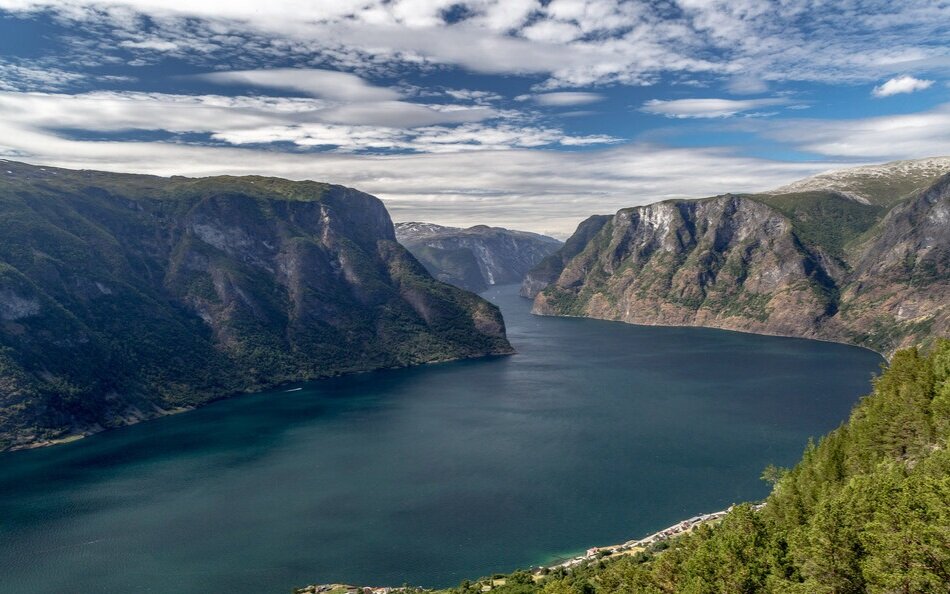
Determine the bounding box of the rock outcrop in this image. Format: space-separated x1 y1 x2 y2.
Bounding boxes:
520 215 611 298
0 160 513 450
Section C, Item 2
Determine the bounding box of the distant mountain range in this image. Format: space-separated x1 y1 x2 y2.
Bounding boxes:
0 160 512 450
523 157 950 355
395 222 561 292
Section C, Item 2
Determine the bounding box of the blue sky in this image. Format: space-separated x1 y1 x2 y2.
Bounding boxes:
0 1 948 235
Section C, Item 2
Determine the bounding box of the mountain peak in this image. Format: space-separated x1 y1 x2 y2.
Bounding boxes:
769 156 950 206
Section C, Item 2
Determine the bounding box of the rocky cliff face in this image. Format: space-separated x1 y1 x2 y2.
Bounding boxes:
528 163 949 355
395 222 561 292
520 215 611 298
837 175 950 350
0 160 512 450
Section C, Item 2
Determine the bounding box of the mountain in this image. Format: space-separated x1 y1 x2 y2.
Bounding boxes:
525 158 950 355
395 222 562 292
520 215 612 298
771 156 950 206
0 160 513 451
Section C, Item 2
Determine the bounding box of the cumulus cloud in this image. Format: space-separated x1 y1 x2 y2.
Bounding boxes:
641 97 788 118
871 75 934 97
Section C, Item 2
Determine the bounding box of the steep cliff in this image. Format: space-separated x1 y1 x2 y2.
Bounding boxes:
528 160 949 355
0 160 512 450
519 215 611 298
395 222 561 292
838 175 950 351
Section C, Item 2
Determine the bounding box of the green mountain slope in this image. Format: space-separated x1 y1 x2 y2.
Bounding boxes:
770 157 950 207
747 191 884 262
0 160 513 451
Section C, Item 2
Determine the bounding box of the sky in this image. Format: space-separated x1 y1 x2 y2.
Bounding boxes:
0 1 948 237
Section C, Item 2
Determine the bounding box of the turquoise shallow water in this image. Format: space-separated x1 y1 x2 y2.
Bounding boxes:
0 285 882 594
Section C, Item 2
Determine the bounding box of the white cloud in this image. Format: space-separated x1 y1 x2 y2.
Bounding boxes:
642 97 787 118
198 69 507 128
871 75 934 97
520 19 581 44
0 87 500 134
0 90 617 154
442 88 504 104
406 123 619 152
726 75 769 95
119 38 179 52
308 101 497 128
0 91 299 132
211 121 618 153
760 102 950 159
531 92 605 107
2 1 947 88
468 0 538 32
200 68 401 102
0 60 85 91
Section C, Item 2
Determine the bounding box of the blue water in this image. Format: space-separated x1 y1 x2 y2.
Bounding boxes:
0 285 882 593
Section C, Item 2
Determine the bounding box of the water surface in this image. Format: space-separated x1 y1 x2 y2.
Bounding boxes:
0 285 883 593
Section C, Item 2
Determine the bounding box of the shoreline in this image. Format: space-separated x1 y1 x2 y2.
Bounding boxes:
541 503 766 572
295 503 766 594
527 306 889 360
2 350 515 454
